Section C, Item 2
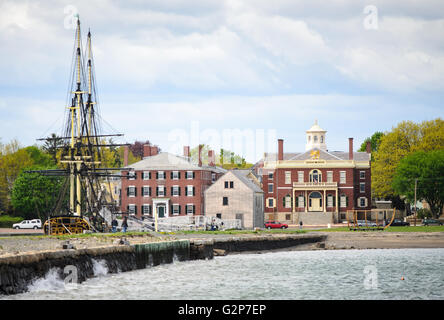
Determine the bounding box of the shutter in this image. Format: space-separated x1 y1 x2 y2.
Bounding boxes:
149 172 152 179
134 172 137 180
156 172 158 179
192 172 195 179
193 205 196 214
178 172 181 179
346 196 349 207
126 187 129 196
135 206 137 214
134 187 137 197
156 187 159 196
171 187 174 195
296 196 299 207
127 205 129 213
171 172 173 179
193 187 195 196
178 187 181 196
149 187 152 196
179 205 181 214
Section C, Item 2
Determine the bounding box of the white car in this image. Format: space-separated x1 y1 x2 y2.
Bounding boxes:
13 219 42 230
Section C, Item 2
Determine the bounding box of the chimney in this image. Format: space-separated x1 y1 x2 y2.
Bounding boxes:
208 150 215 166
151 146 159 156
123 146 129 167
348 138 354 160
183 146 190 160
278 139 284 161
366 140 371 154
143 144 151 158
198 145 203 167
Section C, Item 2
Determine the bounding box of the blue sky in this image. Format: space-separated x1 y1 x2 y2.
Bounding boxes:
0 0 443 162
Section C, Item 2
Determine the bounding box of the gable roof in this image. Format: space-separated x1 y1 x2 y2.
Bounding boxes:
230 169 263 193
123 152 227 173
262 148 370 162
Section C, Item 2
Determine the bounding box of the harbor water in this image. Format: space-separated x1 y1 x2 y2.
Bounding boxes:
3 248 444 300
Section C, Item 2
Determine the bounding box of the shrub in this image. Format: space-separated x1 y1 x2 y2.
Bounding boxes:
416 208 432 219
0 215 24 228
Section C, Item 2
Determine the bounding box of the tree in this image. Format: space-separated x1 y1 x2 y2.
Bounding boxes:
11 165 65 220
129 140 153 159
358 131 384 153
42 133 65 165
372 119 444 198
392 150 444 218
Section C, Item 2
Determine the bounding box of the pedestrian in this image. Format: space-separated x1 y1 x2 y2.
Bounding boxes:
111 217 118 233
122 217 128 233
299 221 303 230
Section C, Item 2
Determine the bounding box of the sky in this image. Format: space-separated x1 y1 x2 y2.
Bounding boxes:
0 0 443 162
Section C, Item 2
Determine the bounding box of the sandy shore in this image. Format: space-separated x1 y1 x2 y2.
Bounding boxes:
0 231 443 256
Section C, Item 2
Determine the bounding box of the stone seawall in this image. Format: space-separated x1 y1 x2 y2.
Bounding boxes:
0 234 324 295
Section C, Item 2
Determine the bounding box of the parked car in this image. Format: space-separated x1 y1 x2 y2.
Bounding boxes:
387 219 410 226
265 220 288 229
356 220 377 227
12 219 42 230
423 218 443 226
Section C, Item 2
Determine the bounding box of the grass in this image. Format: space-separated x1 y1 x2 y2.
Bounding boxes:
0 215 24 228
310 225 444 233
173 229 306 235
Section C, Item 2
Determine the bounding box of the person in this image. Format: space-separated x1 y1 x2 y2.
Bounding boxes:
111 217 118 233
122 217 128 233
299 220 303 230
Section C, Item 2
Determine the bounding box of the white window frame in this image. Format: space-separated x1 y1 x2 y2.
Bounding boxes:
142 186 150 197
327 171 333 183
360 171 366 179
186 171 194 180
172 171 179 180
298 195 305 208
267 198 275 208
172 204 180 215
157 185 165 197
268 183 273 193
340 195 347 208
142 204 150 215
360 182 365 193
172 185 180 197
298 171 304 183
157 171 165 180
284 195 291 208
358 197 368 208
128 186 136 197
340 171 346 184
186 185 194 197
128 170 136 180
128 204 136 215
285 171 291 184
186 204 195 215
143 171 150 180
327 194 333 207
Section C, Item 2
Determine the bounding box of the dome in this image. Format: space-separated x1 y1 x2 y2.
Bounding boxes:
306 119 326 133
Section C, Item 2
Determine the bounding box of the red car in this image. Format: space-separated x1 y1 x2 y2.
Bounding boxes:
265 220 288 229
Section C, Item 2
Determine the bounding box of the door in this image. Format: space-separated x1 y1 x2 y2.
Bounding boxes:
309 192 322 212
157 205 165 218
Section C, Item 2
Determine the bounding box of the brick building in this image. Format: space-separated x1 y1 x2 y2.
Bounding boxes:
260 121 372 224
120 145 226 218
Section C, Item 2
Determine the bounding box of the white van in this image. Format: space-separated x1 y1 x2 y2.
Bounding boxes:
12 219 42 229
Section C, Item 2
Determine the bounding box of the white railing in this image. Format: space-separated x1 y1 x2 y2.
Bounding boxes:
293 182 337 188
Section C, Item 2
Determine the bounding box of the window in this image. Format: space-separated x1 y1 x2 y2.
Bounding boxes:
172 186 180 196
128 204 136 215
340 171 346 184
309 169 322 183
340 195 348 208
298 171 304 183
285 171 291 184
142 186 151 197
320 136 324 143
314 135 318 142
157 186 165 197
128 186 136 197
360 171 366 179
143 171 150 180
224 181 234 189
327 171 333 183
268 172 273 180
230 181 234 188
283 195 291 208
360 183 365 193
157 171 165 180
186 186 195 196
223 197 228 206
298 195 305 208
216 213 222 219
172 204 180 215
142 204 151 215
211 173 216 183
267 198 275 208
327 195 333 207
186 204 195 215
171 171 180 180
268 183 273 193
359 197 366 207
128 171 136 180
186 171 194 179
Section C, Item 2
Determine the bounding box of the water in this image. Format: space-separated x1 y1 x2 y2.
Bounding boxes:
3 249 444 300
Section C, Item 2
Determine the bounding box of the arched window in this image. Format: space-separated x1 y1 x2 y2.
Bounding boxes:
320 135 324 143
309 169 322 183
314 135 318 143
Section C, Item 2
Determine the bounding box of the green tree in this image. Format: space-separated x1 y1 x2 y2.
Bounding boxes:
392 150 444 218
11 165 65 220
358 131 384 153
372 119 444 198
42 133 65 165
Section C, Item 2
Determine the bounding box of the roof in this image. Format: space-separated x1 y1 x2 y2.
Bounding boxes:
123 152 227 173
230 169 263 193
262 148 370 162
306 120 326 132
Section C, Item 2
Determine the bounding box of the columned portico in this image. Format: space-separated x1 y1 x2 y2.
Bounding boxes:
293 182 338 213
152 198 170 218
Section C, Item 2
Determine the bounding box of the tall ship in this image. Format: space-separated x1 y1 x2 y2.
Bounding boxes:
34 17 126 235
